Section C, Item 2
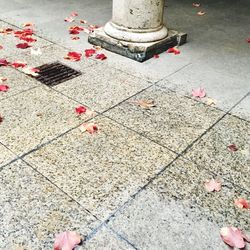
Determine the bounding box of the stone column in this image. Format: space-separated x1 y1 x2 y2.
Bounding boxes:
88 0 186 62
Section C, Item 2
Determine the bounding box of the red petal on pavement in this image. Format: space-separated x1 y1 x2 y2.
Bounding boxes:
95 53 107 60
220 227 249 248
11 61 27 68
0 84 9 92
167 47 180 55
204 178 222 192
16 43 31 49
227 143 238 152
234 198 250 209
54 231 82 250
75 105 87 115
0 59 9 66
85 48 96 58
64 52 82 61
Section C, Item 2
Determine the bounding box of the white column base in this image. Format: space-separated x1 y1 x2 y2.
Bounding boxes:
104 21 168 43
88 27 187 62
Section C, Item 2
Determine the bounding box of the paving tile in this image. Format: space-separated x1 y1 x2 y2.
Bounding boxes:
100 49 191 82
8 44 96 72
0 21 52 58
230 93 250 121
0 66 38 101
108 157 249 250
0 144 16 167
105 86 224 153
80 226 134 250
0 86 94 155
53 63 152 112
0 160 98 249
157 60 250 113
184 114 250 191
24 116 176 220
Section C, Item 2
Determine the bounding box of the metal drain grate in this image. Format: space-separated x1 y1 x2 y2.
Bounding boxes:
34 61 82 86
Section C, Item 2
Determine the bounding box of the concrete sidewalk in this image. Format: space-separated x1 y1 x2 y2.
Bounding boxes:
0 0 249 249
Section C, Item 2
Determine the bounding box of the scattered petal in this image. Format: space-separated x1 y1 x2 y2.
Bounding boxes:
23 22 33 27
16 42 31 49
21 66 40 76
54 231 82 250
204 178 221 192
132 100 156 109
80 20 88 24
0 84 9 92
95 53 107 60
71 12 78 17
69 26 84 35
0 45 3 50
80 123 99 134
220 227 250 248
153 54 159 58
227 143 238 152
19 35 37 43
93 45 102 50
247 38 250 43
11 61 27 68
197 11 206 16
64 17 75 23
206 97 217 106
192 87 206 98
0 77 7 83
234 198 250 209
193 3 201 7
75 105 87 115
167 47 180 55
0 28 13 35
30 47 42 56
0 59 9 66
64 52 82 61
71 36 80 40
85 48 96 58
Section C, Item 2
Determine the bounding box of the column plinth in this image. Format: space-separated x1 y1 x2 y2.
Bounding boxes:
88 0 187 62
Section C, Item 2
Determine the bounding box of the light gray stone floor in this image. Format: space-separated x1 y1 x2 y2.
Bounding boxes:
0 0 249 249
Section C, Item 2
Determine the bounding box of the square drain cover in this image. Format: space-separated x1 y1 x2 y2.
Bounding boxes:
34 61 82 86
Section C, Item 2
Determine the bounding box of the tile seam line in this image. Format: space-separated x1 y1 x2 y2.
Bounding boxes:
0 85 40 103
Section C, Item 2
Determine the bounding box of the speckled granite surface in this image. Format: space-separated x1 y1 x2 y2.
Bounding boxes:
184 115 250 191
24 115 176 220
108 157 249 249
0 86 95 155
0 6 249 249
0 160 99 249
105 85 224 153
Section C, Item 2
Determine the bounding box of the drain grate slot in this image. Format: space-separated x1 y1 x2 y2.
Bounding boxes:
33 61 82 86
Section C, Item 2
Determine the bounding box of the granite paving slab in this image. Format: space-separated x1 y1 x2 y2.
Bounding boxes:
157 60 250 113
108 157 249 250
0 66 38 101
7 44 96 72
0 86 95 155
184 114 250 191
0 21 52 58
0 160 98 249
105 85 224 153
230 93 250 121
0 144 16 167
24 115 176 220
53 63 152 112
80 227 134 250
